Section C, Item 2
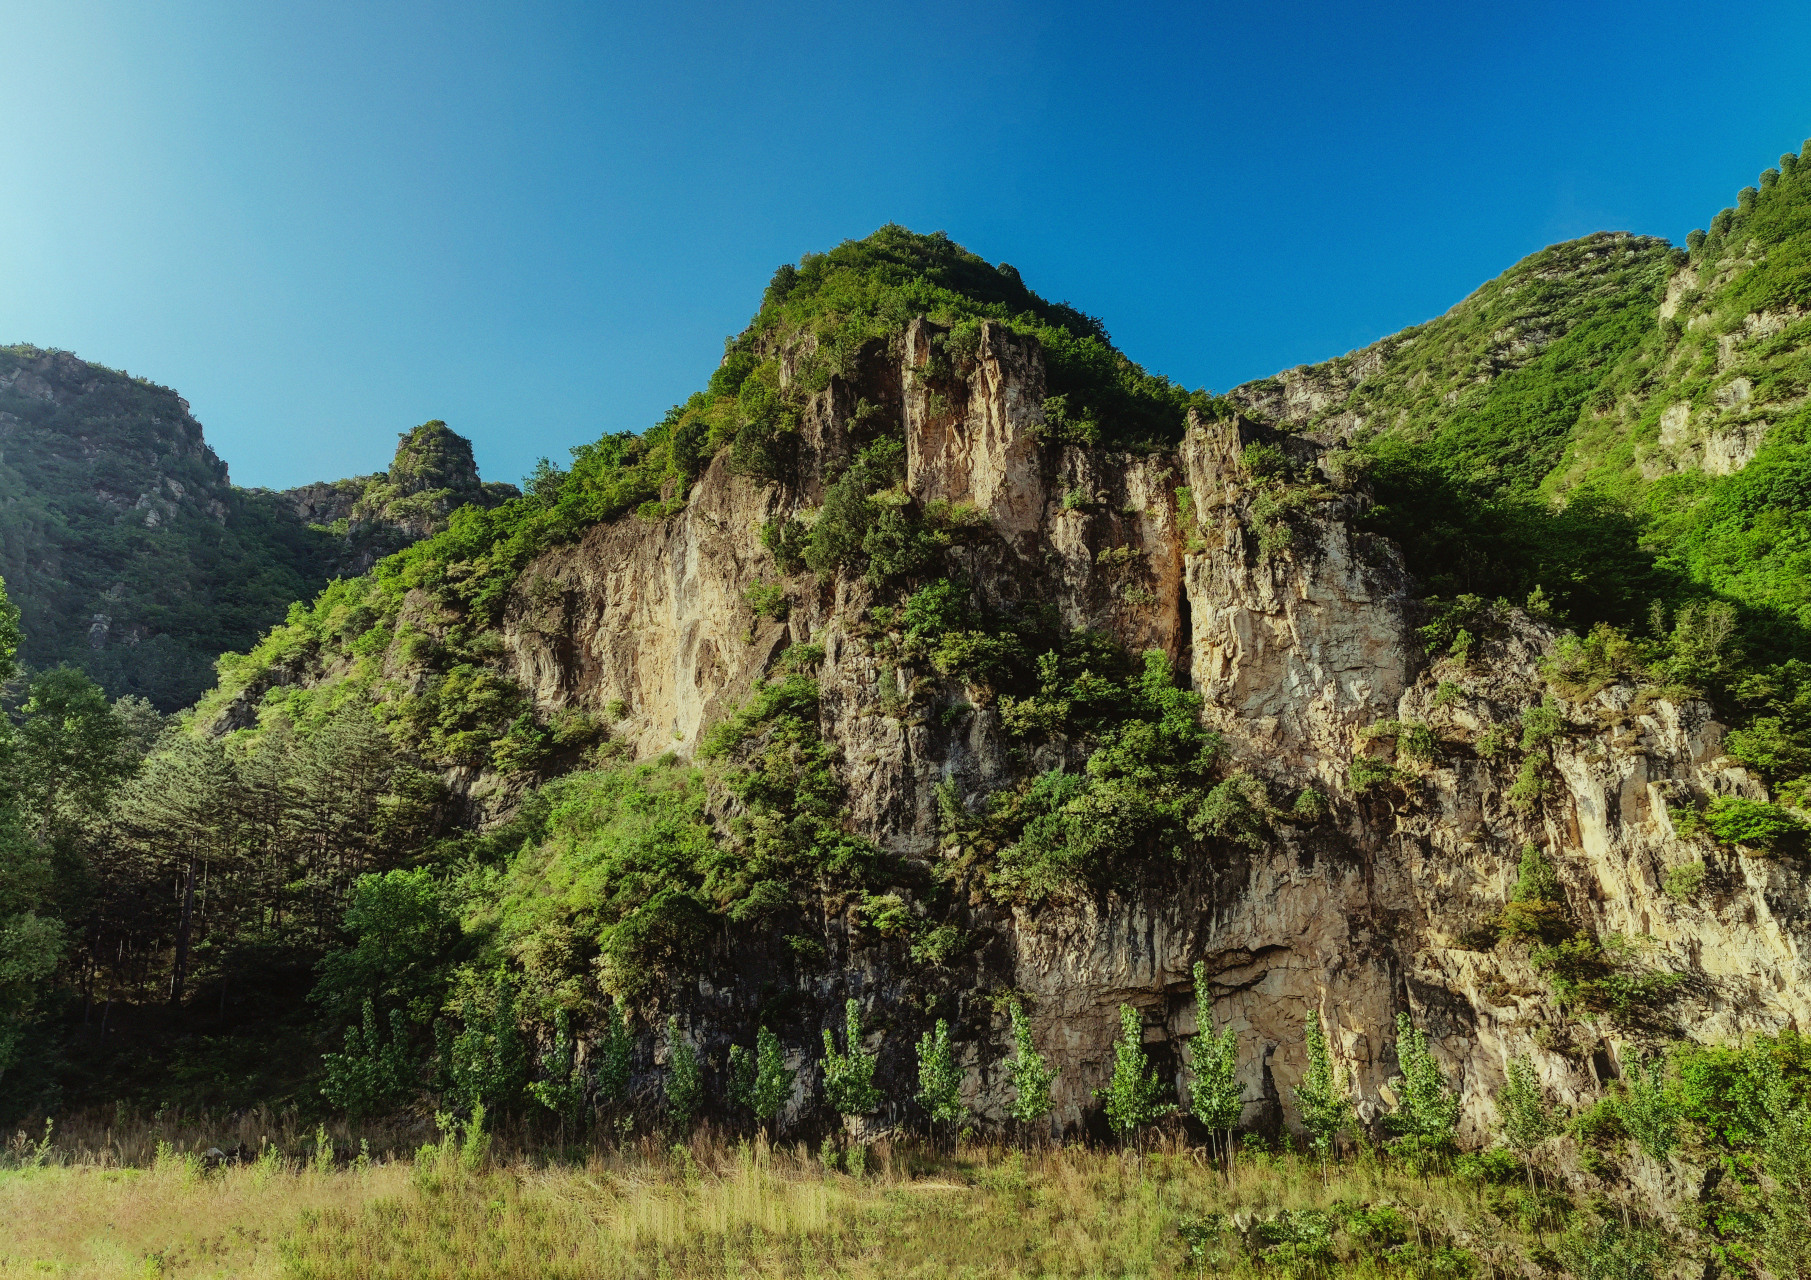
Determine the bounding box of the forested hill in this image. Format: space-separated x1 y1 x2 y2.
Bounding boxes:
0 345 516 709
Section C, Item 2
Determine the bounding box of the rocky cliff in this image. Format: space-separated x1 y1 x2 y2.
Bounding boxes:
473 316 1807 1147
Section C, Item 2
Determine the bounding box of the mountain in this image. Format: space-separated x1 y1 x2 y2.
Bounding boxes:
11 157 1811 1268
0 346 516 709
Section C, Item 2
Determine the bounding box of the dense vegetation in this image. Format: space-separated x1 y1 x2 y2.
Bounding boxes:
1234 141 1811 813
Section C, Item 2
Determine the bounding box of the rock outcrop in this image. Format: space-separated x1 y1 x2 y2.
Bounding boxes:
487 320 1809 1142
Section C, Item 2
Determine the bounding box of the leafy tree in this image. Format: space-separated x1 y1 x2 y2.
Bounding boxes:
1098 1003 1169 1141
440 984 528 1115
527 1009 587 1132
915 1018 965 1143
14 666 132 842
1495 1055 1557 1188
1004 998 1057 1131
314 868 460 1024
1619 1055 1679 1159
1384 1012 1461 1168
730 1025 794 1134
1757 1078 1811 1280
1186 961 1243 1163
821 998 882 1122
665 1015 702 1134
1294 1010 1354 1163
322 997 417 1117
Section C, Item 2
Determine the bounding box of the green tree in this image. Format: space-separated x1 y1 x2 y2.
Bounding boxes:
730 1025 794 1135
821 998 882 1123
314 868 459 1025
1098 1003 1169 1142
1294 1010 1354 1163
527 1009 587 1133
1384 1011 1460 1168
915 1018 965 1144
1186 962 1242 1165
1495 1055 1557 1189
665 1015 702 1135
1004 998 1057 1133
13 666 132 843
322 997 417 1117
1619 1055 1679 1159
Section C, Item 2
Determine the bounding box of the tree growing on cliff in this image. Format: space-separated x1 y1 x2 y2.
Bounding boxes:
1005 999 1057 1135
1098 1004 1170 1142
1384 1011 1460 1169
1295 1010 1354 1164
821 999 882 1124
1186 962 1243 1167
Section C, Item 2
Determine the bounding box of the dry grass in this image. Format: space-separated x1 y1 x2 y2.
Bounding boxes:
0 1123 1556 1279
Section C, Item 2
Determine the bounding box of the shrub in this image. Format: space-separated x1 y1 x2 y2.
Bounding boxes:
1507 752 1552 813
1662 862 1707 902
1519 698 1565 751
743 579 789 621
1700 795 1806 850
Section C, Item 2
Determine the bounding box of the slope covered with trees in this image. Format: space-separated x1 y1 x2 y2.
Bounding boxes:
0 347 515 710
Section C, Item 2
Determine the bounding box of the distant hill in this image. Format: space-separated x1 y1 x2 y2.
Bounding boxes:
0 346 515 709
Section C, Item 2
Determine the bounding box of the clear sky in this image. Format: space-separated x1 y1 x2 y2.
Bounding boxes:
3 1 1809 491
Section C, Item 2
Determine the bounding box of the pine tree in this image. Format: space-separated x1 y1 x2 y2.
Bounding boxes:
1384 1011 1460 1169
1186 962 1242 1165
1004 998 1057 1133
1294 1010 1354 1163
1098 1004 1170 1142
915 1018 965 1145
821 998 882 1123
665 1015 702 1134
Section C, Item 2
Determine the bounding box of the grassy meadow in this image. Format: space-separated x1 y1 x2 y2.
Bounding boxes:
0 1114 1577 1280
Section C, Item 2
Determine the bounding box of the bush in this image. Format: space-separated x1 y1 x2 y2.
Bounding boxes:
743 579 789 621
1699 795 1806 850
1662 862 1707 901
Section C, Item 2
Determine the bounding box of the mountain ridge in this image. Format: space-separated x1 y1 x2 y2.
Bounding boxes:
0 345 516 708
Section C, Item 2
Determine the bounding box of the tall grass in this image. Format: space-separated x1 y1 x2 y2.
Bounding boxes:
0 1120 1576 1279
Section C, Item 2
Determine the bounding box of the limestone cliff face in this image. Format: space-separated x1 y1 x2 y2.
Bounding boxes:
490 321 1807 1143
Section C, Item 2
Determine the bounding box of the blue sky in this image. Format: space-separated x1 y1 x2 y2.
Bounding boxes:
3 1 1809 491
